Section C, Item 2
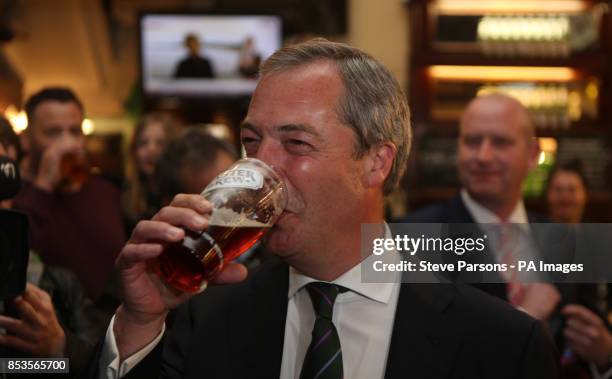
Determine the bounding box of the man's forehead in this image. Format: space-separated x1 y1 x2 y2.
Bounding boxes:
461 119 513 133
32 101 83 124
460 113 524 137
245 63 344 131
461 96 531 133
255 61 343 98
34 100 81 115
262 59 339 79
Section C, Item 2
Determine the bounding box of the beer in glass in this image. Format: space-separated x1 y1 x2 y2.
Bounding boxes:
150 158 287 292
59 151 89 190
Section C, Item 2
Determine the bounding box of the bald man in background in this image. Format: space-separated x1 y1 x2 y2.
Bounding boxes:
400 94 561 321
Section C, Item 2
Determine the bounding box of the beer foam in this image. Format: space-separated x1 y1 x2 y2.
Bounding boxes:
209 207 270 227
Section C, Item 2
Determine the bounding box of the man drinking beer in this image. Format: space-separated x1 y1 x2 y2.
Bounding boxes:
91 39 559 379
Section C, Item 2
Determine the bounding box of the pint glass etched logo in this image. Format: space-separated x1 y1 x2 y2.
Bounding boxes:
205 168 264 192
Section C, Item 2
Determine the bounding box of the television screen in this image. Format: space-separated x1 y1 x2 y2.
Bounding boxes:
140 14 282 97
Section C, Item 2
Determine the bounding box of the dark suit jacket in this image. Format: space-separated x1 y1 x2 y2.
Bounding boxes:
394 194 585 350
394 194 551 300
397 193 548 224
83 260 559 379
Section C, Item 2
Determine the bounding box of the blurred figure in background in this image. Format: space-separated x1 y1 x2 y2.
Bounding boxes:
546 161 611 378
0 117 111 377
121 112 178 234
238 36 262 78
157 126 236 204
399 94 561 321
12 87 126 300
174 33 214 78
0 116 22 210
547 160 589 224
561 302 612 379
0 115 22 161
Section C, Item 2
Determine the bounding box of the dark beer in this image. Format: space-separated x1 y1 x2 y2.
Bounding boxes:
152 224 269 293
59 152 89 189
151 158 286 293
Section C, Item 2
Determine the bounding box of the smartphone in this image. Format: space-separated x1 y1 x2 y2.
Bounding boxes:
0 209 29 301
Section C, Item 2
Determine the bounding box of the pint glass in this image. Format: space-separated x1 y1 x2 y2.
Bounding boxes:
59 151 89 190
151 158 287 293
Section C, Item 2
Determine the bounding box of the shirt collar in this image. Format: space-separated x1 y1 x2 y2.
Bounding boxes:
287 224 396 305
460 189 528 224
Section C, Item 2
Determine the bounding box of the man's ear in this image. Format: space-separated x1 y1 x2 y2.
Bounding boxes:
527 137 541 171
364 142 397 189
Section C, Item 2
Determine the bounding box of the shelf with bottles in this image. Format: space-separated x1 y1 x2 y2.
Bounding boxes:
421 76 602 132
407 0 612 130
418 51 609 70
421 0 610 60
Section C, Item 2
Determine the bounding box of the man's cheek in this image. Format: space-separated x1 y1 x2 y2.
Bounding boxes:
293 159 316 176
285 161 314 208
264 227 295 254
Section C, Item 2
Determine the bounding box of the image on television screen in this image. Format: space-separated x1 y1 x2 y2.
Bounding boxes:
140 14 282 96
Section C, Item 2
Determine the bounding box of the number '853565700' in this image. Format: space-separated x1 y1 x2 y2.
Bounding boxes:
1 358 69 373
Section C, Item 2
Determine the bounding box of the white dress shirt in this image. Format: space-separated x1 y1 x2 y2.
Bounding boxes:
100 227 400 379
461 189 538 264
460 189 528 225
280 260 400 379
100 316 166 378
460 189 544 277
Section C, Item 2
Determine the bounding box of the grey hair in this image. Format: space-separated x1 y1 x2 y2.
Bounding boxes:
259 38 412 194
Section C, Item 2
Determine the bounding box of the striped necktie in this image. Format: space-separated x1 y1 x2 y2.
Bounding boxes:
300 282 344 379
497 223 526 305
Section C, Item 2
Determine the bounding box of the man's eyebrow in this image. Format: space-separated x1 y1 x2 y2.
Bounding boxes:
240 122 260 135
240 122 323 140
279 123 321 138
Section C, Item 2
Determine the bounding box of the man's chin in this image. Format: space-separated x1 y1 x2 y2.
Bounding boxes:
466 180 502 193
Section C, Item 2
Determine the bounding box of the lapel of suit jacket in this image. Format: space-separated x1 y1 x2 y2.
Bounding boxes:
384 283 463 379
228 260 289 378
445 194 476 223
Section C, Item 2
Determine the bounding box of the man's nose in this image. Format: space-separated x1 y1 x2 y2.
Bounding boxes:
145 143 158 154
253 140 286 176
60 131 84 149
476 139 494 162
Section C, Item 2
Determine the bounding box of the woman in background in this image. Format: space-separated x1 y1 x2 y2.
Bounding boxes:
122 112 178 234
546 159 589 224
547 160 612 379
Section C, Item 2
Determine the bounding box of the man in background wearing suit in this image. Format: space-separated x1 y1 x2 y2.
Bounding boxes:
91 40 559 379
400 94 562 322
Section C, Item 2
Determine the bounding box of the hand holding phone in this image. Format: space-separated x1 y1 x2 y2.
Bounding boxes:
0 283 66 357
